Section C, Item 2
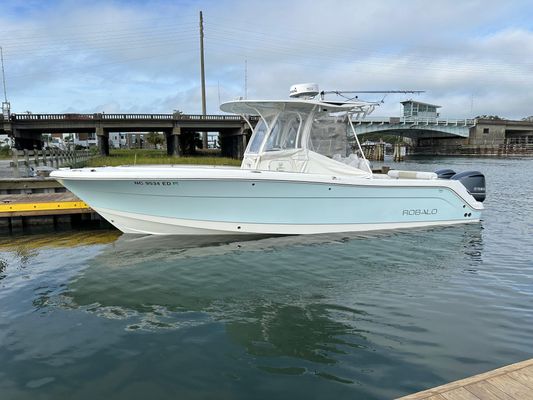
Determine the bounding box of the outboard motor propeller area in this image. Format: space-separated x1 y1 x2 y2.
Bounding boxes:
451 171 486 202
435 169 456 179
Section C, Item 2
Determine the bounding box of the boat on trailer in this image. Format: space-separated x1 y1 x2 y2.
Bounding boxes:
51 84 486 235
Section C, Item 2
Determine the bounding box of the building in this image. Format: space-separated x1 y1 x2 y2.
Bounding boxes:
109 132 127 148
401 100 441 119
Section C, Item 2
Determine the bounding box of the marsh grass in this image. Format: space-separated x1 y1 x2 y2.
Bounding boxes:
82 149 241 167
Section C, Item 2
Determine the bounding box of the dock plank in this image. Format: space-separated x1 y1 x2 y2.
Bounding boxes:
0 192 79 203
486 375 532 399
507 366 533 390
465 381 515 400
397 359 533 400
441 387 481 400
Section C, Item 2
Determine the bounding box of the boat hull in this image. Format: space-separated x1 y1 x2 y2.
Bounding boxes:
53 168 483 235
94 206 479 235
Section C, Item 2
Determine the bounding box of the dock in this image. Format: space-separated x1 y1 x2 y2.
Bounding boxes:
0 178 106 231
398 358 533 400
0 192 90 216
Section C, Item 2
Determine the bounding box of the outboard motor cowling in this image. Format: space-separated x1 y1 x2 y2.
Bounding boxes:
435 168 456 179
451 171 486 202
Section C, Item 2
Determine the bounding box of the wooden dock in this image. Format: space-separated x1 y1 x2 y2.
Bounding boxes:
397 358 533 400
0 192 90 217
0 178 109 231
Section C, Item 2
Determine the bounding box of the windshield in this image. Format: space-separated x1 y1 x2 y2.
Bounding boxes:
245 109 354 159
247 115 274 153
264 112 302 151
248 112 303 154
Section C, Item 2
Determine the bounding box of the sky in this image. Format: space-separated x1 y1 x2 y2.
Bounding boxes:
0 0 532 119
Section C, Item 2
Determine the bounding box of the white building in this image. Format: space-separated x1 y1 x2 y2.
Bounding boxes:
401 100 441 119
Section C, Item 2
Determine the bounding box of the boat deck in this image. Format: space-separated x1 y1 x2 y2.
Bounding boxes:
397 358 533 399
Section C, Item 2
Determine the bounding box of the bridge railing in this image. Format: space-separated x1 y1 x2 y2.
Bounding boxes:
102 114 172 120
357 116 475 126
402 117 475 126
10 148 93 178
176 114 260 122
178 114 241 121
12 113 96 120
8 113 260 122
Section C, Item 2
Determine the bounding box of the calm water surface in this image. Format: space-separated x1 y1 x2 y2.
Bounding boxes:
0 157 532 399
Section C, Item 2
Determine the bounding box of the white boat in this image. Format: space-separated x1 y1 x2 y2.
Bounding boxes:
51 84 485 235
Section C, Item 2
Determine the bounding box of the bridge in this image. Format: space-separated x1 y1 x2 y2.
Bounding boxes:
0 112 259 158
353 116 475 138
2 111 532 159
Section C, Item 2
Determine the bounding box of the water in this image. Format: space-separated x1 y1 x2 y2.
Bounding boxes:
0 157 532 399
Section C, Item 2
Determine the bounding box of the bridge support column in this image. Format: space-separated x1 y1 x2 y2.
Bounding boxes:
239 126 252 159
13 129 43 150
166 127 181 156
220 128 248 159
96 127 109 156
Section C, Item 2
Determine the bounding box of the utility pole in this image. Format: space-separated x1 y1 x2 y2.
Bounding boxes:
0 46 7 103
0 46 10 120
199 11 207 149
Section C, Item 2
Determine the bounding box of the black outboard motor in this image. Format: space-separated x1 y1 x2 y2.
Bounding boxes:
451 171 486 202
435 169 456 179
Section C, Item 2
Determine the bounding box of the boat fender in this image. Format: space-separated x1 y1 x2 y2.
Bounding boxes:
451 171 486 202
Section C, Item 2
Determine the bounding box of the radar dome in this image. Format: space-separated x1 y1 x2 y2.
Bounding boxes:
289 83 319 99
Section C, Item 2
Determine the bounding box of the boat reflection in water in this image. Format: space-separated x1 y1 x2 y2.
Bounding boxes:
56 226 481 380
0 224 484 395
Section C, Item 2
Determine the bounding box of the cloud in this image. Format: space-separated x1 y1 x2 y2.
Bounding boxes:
0 0 532 119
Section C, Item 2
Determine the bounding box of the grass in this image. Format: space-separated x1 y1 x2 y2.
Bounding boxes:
82 149 242 167
0 147 11 160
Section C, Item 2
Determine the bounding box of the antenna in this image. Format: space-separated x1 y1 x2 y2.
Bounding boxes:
320 90 425 100
217 80 221 106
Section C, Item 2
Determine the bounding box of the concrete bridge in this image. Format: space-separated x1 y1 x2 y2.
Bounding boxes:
353 116 475 138
354 116 533 156
0 112 259 158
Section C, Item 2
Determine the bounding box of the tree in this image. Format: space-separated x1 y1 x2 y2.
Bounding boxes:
475 115 506 120
145 132 165 148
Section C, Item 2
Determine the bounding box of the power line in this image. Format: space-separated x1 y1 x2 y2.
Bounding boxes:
205 23 533 73
204 36 532 78
0 14 199 36
6 47 199 79
1 30 198 56
2 37 199 61
204 46 532 87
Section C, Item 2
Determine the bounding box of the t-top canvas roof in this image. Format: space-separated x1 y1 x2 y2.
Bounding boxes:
220 99 375 115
